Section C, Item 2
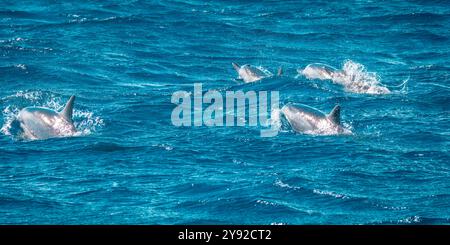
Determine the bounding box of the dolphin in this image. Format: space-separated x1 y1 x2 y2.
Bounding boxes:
281 104 349 135
232 62 282 83
300 63 343 81
17 95 77 140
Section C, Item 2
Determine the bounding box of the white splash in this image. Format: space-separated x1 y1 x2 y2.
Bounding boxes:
255 66 274 77
337 60 390 94
73 110 104 137
268 108 282 132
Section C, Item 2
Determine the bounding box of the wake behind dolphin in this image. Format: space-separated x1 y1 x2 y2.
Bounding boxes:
299 60 391 94
17 95 77 140
281 104 351 135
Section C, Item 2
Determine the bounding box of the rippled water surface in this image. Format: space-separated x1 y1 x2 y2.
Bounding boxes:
1 0 449 224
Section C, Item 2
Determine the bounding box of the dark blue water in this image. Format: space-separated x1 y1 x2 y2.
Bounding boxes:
1 0 449 224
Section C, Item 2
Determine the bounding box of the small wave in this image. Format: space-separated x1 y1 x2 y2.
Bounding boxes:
256 199 279 207
419 82 450 90
275 180 350 200
152 143 174 151
0 37 26 45
312 189 349 200
67 15 119 24
270 222 287 225
398 215 422 224
1 91 103 140
274 179 303 191
14 64 27 70
374 215 450 225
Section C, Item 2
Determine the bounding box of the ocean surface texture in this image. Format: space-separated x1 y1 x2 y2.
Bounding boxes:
1 0 449 224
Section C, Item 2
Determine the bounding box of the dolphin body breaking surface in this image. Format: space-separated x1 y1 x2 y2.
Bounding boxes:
299 61 391 94
17 95 77 140
300 63 341 81
232 62 282 83
281 104 350 135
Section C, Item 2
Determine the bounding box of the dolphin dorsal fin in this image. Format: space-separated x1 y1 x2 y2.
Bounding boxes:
232 62 240 72
277 67 283 76
60 95 75 122
327 105 340 125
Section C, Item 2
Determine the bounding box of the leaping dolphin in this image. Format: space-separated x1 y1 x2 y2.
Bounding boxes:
17 95 77 140
232 62 282 83
281 104 349 135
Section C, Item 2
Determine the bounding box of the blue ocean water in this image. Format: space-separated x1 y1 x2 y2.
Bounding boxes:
0 0 449 224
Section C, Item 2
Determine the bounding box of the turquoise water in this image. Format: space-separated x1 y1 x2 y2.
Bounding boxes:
0 0 449 224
